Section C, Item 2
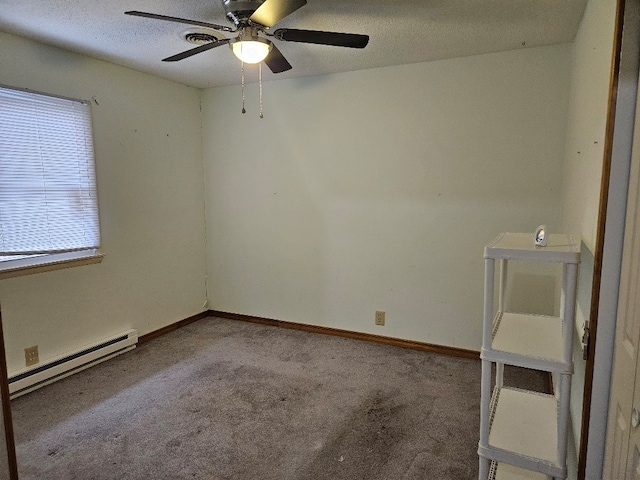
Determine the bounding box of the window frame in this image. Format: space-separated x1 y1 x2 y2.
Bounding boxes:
0 85 103 278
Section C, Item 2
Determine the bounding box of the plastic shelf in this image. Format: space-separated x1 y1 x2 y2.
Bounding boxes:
481 311 571 374
484 232 580 263
488 461 551 480
481 387 565 478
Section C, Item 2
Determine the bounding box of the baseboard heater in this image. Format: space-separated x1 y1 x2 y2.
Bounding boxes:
8 329 138 399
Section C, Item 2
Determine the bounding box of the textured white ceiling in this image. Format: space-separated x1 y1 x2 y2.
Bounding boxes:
0 0 587 88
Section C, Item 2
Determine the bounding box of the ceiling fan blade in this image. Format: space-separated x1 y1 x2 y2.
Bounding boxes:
274 29 369 48
264 44 292 73
162 39 231 62
249 0 307 28
125 11 234 32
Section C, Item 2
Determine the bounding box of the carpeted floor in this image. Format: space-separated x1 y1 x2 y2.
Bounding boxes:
10 317 548 479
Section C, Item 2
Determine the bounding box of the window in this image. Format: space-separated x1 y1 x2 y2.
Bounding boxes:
0 85 102 277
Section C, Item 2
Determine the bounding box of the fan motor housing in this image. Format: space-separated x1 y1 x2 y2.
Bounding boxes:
223 0 265 25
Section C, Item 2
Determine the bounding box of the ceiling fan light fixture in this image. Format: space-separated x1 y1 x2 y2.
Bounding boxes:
231 36 271 64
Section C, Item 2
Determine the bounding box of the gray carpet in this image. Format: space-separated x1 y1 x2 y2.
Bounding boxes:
10 317 548 479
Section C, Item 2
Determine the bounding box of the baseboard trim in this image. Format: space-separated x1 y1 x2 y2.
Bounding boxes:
139 311 210 345
208 310 480 360
138 309 480 360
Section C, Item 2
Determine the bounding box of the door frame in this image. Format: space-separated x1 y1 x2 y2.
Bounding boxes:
578 0 640 477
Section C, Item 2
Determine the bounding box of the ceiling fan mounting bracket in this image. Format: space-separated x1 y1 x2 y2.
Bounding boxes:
223 0 266 26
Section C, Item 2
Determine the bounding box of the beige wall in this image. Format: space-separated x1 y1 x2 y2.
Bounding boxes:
0 32 208 374
559 0 617 475
561 0 620 477
0 30 577 370
203 44 572 350
561 0 617 253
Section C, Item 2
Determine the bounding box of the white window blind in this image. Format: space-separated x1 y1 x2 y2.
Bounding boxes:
0 86 100 263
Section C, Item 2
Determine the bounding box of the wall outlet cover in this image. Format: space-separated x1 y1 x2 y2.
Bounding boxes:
25 345 39 367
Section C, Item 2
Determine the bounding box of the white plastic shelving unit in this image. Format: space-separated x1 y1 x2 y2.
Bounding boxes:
478 232 580 480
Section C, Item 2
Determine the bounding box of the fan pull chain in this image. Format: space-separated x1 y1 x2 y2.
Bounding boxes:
241 60 246 114
259 62 264 119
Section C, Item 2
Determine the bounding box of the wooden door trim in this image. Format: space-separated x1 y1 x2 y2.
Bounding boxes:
578 0 626 478
0 310 18 479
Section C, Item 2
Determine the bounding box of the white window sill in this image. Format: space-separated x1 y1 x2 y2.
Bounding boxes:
0 250 104 279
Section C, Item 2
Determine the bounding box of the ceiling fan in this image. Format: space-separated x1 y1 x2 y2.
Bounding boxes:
125 0 370 74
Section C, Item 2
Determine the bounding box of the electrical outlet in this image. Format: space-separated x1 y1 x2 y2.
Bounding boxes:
25 345 39 367
375 311 385 326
